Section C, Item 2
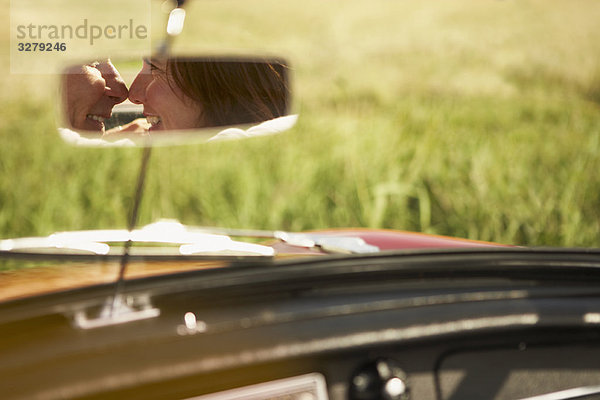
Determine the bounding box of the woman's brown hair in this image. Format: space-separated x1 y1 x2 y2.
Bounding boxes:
167 57 290 127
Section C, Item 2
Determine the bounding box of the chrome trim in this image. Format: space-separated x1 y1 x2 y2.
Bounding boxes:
184 373 329 400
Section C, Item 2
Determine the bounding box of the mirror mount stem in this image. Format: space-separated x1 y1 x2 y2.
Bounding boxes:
111 146 153 316
154 35 174 58
154 4 187 58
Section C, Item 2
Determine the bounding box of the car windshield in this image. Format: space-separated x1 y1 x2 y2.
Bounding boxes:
1 1 599 297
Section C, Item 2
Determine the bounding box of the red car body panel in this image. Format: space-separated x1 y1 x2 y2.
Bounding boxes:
270 229 506 255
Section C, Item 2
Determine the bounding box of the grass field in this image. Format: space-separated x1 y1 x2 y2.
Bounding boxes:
1 0 599 247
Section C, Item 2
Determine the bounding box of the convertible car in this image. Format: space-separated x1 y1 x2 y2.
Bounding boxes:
2 0 600 399
3 224 600 400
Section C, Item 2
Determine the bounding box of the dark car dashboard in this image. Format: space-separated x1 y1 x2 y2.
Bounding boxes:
2 249 600 400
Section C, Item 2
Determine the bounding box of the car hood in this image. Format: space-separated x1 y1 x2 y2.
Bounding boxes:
0 228 503 303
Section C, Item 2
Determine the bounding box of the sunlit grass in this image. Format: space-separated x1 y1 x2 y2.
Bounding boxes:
0 0 599 247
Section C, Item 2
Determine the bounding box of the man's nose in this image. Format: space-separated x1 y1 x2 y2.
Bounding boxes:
97 60 129 104
105 78 129 104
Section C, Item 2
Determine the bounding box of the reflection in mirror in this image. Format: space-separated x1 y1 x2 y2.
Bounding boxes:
59 56 294 146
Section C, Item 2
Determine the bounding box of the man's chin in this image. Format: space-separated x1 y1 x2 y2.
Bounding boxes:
73 119 104 133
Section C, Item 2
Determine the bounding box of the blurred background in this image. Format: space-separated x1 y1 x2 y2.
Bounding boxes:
1 0 599 246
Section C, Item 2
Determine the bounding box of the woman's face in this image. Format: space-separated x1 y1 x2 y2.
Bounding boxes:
63 59 128 132
128 59 201 131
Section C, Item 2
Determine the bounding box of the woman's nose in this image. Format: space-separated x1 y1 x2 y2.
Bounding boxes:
128 73 148 105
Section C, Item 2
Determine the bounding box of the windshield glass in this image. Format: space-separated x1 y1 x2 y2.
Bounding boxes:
1 0 599 294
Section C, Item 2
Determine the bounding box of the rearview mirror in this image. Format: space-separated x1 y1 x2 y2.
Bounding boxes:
59 56 294 146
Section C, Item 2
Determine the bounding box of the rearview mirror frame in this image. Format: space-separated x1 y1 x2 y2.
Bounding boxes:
58 55 295 147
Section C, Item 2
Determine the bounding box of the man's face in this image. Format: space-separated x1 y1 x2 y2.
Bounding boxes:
63 59 128 132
